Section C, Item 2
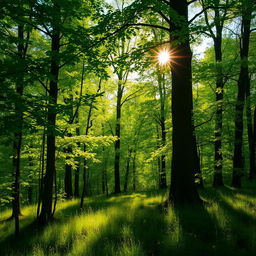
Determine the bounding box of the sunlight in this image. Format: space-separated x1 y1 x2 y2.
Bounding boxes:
157 49 170 65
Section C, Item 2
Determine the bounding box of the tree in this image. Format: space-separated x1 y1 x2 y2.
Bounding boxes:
232 0 253 187
200 0 231 187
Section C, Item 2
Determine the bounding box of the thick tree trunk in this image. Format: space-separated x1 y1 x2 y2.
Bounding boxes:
232 2 252 187
38 9 60 224
114 80 122 193
168 0 201 205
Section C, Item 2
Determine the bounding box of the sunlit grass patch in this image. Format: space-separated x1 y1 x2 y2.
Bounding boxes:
1 188 256 255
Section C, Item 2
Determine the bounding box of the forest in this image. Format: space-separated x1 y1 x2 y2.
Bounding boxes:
0 0 256 255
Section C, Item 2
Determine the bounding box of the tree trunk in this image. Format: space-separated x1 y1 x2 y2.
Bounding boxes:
114 80 122 193
64 96 73 199
193 131 204 188
158 74 167 189
74 118 80 197
38 5 60 224
124 148 132 192
11 24 26 236
254 108 256 177
64 152 73 199
132 150 136 192
213 19 224 187
80 152 88 208
168 0 201 205
80 104 93 208
232 1 252 187
246 93 255 179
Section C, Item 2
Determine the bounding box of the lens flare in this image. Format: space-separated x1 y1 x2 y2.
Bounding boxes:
158 50 170 65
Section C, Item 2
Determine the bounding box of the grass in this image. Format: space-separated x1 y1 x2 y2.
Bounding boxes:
0 187 256 256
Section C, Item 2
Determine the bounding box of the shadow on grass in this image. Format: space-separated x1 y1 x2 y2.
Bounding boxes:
1 188 256 256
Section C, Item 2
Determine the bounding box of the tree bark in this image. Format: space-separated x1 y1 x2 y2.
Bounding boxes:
114 80 122 193
64 96 73 199
74 117 80 197
123 148 132 192
38 4 60 224
232 1 252 187
246 91 255 179
213 4 224 187
168 0 201 205
158 74 167 189
11 23 26 236
132 150 136 192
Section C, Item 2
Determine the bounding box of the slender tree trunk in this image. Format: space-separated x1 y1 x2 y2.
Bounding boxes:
37 127 46 218
253 108 256 177
124 148 132 192
11 24 26 236
64 96 73 199
213 25 224 187
80 148 88 208
38 5 60 224
232 2 252 187
168 0 201 205
246 78 255 179
74 117 80 197
114 80 122 193
64 151 73 199
27 157 33 204
193 131 204 188
158 74 167 189
80 104 93 208
132 150 136 192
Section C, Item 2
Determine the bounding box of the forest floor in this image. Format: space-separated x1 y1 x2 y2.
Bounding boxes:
0 186 256 256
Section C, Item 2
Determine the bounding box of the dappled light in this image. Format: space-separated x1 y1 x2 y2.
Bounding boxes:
1 189 256 255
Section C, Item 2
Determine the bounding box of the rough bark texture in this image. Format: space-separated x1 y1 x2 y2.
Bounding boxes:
168 0 201 205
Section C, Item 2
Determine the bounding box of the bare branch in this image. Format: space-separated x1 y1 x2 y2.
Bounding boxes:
127 23 170 32
121 89 141 106
195 110 216 128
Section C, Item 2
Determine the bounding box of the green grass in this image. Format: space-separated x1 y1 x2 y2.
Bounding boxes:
1 187 256 256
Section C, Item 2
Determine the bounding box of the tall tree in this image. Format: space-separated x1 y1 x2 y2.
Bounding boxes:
232 0 253 187
38 2 61 224
200 0 230 187
168 0 201 205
